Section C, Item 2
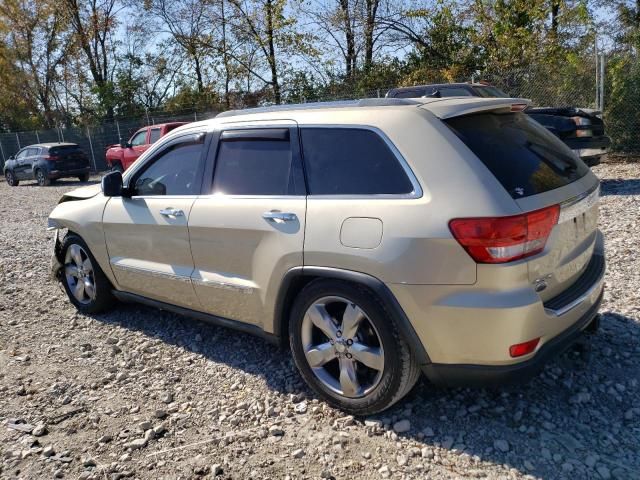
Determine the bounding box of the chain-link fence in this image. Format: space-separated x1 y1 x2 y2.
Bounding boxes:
1 58 638 173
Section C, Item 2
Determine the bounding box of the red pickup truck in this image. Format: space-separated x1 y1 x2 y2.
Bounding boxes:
105 122 187 172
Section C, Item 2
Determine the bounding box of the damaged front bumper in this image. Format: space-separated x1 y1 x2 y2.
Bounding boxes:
48 221 64 281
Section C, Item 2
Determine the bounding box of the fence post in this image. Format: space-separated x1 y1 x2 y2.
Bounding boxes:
86 125 97 172
59 125 65 142
599 53 605 114
15 133 21 149
0 139 5 163
116 120 122 143
35 130 40 143
194 111 197 121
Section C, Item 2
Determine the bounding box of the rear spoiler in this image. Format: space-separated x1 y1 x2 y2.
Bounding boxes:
422 97 531 119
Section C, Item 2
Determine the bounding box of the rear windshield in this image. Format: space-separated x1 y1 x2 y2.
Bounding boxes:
445 112 589 198
49 145 83 155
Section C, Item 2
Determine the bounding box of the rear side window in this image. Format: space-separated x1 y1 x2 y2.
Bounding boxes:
149 128 161 144
437 87 474 97
212 129 301 195
390 89 430 98
300 128 414 195
445 112 589 198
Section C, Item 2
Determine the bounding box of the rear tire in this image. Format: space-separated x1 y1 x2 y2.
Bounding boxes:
5 170 19 186
289 279 420 415
59 234 115 314
35 169 50 186
78 173 90 182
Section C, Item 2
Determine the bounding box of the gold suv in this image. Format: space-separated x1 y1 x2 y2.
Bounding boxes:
49 98 605 414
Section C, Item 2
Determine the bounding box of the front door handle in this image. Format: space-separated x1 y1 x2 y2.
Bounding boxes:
262 211 297 224
160 208 184 217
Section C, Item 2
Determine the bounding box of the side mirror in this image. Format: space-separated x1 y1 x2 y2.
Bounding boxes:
101 171 123 197
120 142 131 149
8 155 14 161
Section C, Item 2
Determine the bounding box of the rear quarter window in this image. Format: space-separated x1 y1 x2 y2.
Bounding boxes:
445 112 589 198
300 128 414 195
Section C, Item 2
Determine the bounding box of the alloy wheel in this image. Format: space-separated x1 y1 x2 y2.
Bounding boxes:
64 244 96 304
301 296 385 398
36 170 46 186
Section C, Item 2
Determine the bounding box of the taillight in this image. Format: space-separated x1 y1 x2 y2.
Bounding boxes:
571 116 593 137
44 155 59 162
509 338 540 357
510 103 528 112
449 205 560 263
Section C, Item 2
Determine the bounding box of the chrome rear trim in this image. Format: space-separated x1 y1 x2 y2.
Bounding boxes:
558 184 600 224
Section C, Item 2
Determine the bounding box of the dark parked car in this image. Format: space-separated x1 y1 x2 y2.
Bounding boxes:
386 83 610 166
3 143 91 186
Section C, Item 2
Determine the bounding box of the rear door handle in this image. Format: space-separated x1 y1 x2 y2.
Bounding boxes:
160 208 184 217
262 211 297 224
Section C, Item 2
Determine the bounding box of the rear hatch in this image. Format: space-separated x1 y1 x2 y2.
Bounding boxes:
49 145 89 171
441 105 601 303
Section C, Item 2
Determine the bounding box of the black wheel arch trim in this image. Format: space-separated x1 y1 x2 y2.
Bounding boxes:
275 266 432 365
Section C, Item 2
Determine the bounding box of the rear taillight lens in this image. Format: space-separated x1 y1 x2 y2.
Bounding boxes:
44 155 59 162
449 205 560 263
571 116 593 137
509 337 540 357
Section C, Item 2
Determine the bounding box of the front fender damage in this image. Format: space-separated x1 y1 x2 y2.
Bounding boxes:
50 228 64 281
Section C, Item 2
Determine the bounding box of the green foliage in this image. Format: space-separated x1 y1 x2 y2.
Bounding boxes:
605 54 640 152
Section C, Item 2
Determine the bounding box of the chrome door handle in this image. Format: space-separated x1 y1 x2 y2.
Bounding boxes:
160 208 184 217
262 211 297 224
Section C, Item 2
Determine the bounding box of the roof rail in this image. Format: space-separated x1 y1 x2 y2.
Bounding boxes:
216 98 422 118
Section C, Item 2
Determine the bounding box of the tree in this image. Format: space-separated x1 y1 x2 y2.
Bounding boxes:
0 0 71 127
62 0 121 119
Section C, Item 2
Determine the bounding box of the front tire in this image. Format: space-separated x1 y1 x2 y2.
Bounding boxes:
59 234 115 314
78 173 90 182
5 170 19 186
289 280 420 415
35 169 50 186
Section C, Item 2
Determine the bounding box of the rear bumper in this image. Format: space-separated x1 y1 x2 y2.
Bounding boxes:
389 230 605 386
422 291 602 386
565 136 611 164
48 166 90 179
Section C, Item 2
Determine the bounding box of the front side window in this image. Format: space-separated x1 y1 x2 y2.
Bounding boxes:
133 135 204 196
212 130 299 196
300 128 414 195
130 130 147 147
15 149 28 159
149 128 161 144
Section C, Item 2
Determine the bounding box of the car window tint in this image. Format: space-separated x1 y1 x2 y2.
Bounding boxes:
130 130 147 146
212 135 295 195
300 128 414 195
473 86 508 98
133 136 204 196
149 128 161 144
445 112 589 198
437 87 474 97
25 148 37 156
15 149 27 159
392 89 428 98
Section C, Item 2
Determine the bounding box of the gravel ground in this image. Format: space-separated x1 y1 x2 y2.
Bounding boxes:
1 162 639 480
